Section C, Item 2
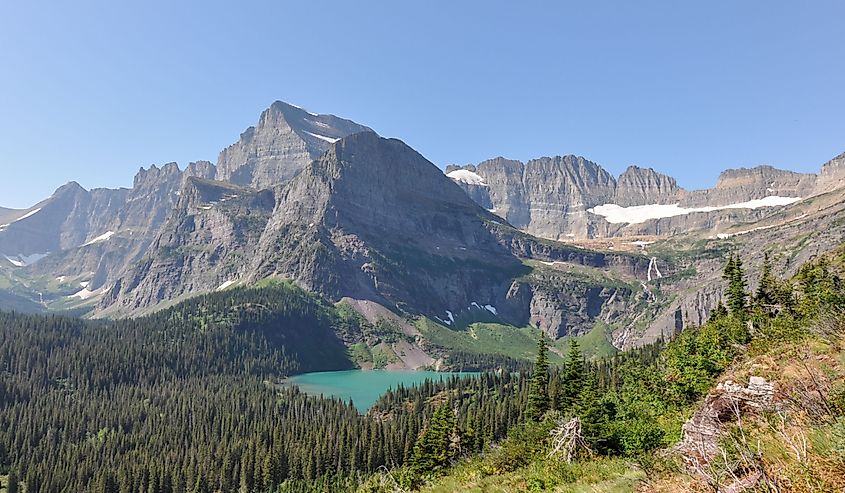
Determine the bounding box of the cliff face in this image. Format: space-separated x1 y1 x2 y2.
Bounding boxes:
448 154 845 240
100 178 275 314
614 166 680 206
448 155 617 241
0 182 127 259
104 133 526 317
816 151 845 193
20 161 216 291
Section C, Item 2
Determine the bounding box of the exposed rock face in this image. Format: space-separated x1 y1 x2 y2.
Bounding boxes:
448 154 845 240
675 376 776 489
98 133 657 341
449 155 616 241
100 178 275 313
106 132 526 317
215 101 373 188
816 151 845 194
614 166 680 206
0 182 127 258
678 165 817 208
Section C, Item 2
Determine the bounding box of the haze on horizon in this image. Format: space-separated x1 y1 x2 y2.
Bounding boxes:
1 0 843 208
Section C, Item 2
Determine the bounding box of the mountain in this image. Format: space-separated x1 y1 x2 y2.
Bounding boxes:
447 155 841 240
3 100 845 355
215 101 374 188
99 132 659 349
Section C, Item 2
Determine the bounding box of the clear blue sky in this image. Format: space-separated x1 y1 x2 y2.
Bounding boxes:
1 1 844 208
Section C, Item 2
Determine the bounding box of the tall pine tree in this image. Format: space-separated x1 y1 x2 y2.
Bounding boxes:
723 254 748 318
410 405 458 474
527 331 550 421
559 339 584 411
755 252 777 307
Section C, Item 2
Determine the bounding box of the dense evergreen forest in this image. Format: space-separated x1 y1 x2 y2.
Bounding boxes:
1 250 844 492
0 281 530 491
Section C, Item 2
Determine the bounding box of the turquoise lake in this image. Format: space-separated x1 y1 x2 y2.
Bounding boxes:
286 370 479 412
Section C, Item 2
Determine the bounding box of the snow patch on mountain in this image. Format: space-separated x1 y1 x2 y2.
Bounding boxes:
629 240 655 249
0 207 42 232
82 231 115 246
588 196 802 224
302 131 340 144
69 286 103 300
2 252 50 267
447 169 487 186
216 280 237 291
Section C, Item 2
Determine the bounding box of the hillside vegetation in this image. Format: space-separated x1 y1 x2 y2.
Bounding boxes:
361 248 845 492
1 247 844 492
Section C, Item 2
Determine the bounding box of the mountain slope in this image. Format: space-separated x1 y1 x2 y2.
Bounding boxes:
99 133 666 352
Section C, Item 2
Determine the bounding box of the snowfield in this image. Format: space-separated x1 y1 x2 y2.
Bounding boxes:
82 231 115 246
446 169 487 186
216 280 237 291
69 286 103 300
302 130 340 144
2 252 50 267
588 196 802 224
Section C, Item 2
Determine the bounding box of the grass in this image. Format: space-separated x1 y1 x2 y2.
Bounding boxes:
417 317 622 365
419 456 645 493
417 317 562 363
555 322 619 360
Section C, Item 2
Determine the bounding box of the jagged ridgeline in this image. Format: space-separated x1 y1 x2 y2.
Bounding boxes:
3 100 845 352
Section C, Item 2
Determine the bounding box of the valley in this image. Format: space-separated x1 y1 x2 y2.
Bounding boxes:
1 102 844 493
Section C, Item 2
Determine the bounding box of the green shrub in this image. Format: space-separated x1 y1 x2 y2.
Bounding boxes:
832 417 845 461
619 418 665 455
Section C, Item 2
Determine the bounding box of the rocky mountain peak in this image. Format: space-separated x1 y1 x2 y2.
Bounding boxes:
214 101 374 189
133 163 182 189
54 181 87 195
183 161 217 182
614 165 680 206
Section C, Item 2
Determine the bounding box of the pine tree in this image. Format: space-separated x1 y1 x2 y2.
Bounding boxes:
6 471 19 493
708 300 728 323
526 331 550 421
410 405 458 474
190 475 208 493
723 254 748 318
559 339 584 411
576 371 617 455
755 252 777 307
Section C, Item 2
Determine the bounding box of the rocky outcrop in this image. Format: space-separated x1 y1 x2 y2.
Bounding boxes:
816 151 845 194
449 155 616 241
98 132 659 341
0 182 127 258
677 376 776 462
215 101 373 188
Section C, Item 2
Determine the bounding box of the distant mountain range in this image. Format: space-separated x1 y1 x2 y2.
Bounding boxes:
446 152 844 240
2 100 844 357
